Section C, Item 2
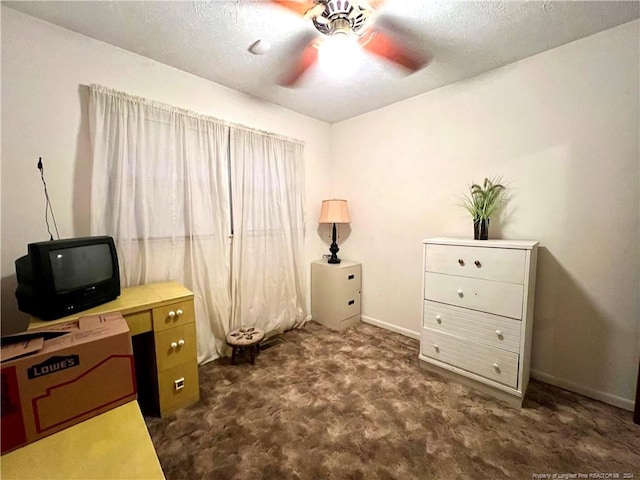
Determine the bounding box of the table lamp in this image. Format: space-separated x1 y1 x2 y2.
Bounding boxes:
318 199 351 264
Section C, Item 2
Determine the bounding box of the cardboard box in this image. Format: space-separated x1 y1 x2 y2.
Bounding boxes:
1 313 137 454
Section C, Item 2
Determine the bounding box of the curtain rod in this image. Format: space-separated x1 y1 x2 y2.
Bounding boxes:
89 84 305 146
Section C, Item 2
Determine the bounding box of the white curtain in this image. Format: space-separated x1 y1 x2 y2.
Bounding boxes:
89 85 308 363
230 129 308 335
88 85 231 363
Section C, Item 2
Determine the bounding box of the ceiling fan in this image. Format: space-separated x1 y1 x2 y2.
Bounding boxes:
269 0 428 86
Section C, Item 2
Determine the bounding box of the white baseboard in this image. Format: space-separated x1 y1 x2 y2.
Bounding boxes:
361 315 420 340
530 369 635 412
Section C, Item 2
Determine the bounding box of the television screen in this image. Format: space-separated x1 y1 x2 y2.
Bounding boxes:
49 244 114 292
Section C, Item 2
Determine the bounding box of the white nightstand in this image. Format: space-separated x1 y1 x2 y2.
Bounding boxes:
311 260 361 330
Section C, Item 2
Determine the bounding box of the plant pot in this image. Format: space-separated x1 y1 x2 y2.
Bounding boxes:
473 218 489 240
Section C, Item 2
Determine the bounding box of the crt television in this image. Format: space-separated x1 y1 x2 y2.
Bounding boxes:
15 236 121 320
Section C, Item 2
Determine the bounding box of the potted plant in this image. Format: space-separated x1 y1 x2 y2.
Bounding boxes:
461 176 507 240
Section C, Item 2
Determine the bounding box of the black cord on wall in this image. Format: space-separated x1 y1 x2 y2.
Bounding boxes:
38 157 60 241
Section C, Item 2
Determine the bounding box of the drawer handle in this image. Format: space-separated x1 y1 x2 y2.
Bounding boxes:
171 341 178 349
178 339 185 346
457 259 464 266
474 260 481 267
168 311 176 318
456 289 463 297
171 339 186 349
177 309 184 316
174 377 185 391
348 300 355 306
435 314 442 324
348 274 355 280
434 344 439 351
492 362 501 371
495 330 503 337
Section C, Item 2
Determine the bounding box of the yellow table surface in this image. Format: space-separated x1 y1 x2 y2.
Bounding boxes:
28 281 193 330
1 401 165 480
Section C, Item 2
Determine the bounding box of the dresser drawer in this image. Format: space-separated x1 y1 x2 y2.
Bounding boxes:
158 361 199 414
424 272 523 319
421 329 519 388
423 301 522 353
152 300 194 332
425 244 525 284
154 323 198 373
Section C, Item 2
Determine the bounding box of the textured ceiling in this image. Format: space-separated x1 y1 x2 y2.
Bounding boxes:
5 0 639 123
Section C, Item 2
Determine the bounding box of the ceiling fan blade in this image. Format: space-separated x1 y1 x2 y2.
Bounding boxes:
270 0 318 16
279 43 319 87
361 31 427 71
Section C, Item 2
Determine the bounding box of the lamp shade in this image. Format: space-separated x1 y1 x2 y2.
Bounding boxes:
318 199 350 224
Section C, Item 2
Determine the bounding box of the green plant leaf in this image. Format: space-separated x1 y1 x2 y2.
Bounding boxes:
460 176 506 220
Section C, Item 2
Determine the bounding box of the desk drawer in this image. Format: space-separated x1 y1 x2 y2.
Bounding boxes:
154 323 197 373
426 244 525 284
421 328 519 388
152 300 194 332
423 301 522 353
424 272 523 319
124 310 153 336
158 361 199 414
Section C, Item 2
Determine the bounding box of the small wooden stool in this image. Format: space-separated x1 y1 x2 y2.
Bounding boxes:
226 327 265 365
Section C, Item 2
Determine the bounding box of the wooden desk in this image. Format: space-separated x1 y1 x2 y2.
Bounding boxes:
1 401 165 479
29 282 200 417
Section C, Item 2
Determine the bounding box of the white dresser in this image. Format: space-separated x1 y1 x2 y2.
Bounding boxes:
420 238 538 407
311 260 361 330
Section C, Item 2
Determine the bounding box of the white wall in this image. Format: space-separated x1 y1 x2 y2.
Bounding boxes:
331 21 639 409
0 7 332 324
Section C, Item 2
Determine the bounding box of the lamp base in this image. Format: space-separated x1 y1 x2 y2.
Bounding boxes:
327 223 341 264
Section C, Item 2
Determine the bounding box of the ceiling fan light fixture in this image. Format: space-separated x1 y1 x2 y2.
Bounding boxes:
329 18 351 36
311 0 370 35
318 31 360 78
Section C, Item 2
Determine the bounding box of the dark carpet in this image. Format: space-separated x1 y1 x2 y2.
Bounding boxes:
145 321 640 479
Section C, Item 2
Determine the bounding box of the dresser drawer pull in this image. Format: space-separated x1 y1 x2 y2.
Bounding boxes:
170 339 186 349
436 314 442 324
474 260 481 267
178 339 185 346
174 377 185 391
168 311 176 318
177 309 183 316
348 274 355 280
458 259 464 266
492 362 500 371
495 330 503 337
456 289 463 297
348 300 355 306
434 344 439 352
